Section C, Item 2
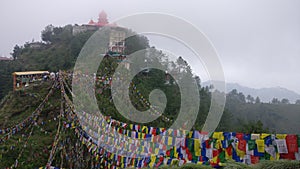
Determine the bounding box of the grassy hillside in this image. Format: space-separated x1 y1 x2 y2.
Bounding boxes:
0 81 60 168
0 80 98 168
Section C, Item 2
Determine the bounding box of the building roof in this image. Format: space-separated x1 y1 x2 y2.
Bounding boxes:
13 71 49 76
0 56 12 61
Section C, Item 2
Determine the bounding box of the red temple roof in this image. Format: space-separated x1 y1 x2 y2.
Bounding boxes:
88 19 95 25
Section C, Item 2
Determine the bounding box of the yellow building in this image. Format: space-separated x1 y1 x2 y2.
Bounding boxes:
12 71 49 91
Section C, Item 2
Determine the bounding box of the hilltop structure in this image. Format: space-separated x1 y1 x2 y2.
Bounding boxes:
73 10 126 54
0 56 12 61
88 10 109 27
72 10 116 35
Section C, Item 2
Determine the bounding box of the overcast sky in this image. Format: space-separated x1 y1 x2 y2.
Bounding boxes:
1 0 300 93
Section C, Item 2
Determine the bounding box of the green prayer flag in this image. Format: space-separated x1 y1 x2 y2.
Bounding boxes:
219 151 226 163
192 153 198 162
170 148 174 158
264 153 271 160
187 138 194 152
248 140 256 150
213 139 218 149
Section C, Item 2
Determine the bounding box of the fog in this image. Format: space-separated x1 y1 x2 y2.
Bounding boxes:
1 0 299 93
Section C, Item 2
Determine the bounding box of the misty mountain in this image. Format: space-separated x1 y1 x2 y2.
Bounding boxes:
202 81 300 103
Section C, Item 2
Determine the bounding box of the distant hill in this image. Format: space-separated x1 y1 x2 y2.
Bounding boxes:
202 81 300 103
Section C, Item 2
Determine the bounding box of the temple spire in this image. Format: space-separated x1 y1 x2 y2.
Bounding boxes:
98 10 108 26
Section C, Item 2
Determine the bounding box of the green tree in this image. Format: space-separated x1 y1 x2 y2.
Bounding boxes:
241 120 269 133
41 24 54 43
194 76 201 88
246 94 254 103
124 34 149 55
226 89 246 104
281 98 290 104
271 97 280 104
11 45 22 60
255 96 261 104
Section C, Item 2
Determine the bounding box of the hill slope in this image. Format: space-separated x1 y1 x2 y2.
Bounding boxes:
226 102 300 134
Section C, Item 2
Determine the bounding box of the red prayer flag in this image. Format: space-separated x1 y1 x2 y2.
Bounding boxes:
226 146 232 156
281 152 296 160
286 135 298 153
205 140 211 149
236 133 244 140
250 155 259 164
238 140 247 152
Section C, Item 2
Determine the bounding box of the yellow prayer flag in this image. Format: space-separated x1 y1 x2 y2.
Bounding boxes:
174 146 178 158
276 152 280 160
256 139 265 153
216 140 222 149
213 132 224 140
171 159 178 165
212 132 219 139
194 139 201 156
189 131 193 138
276 134 287 139
141 146 145 153
211 156 219 164
71 122 75 128
260 133 270 139
142 126 148 133
149 155 156 167
130 124 133 130
168 137 173 145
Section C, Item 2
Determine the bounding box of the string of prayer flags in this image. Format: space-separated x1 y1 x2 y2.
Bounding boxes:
58 75 300 169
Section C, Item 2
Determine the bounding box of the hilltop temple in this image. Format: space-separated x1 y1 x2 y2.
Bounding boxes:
72 10 117 35
87 10 109 27
73 10 126 54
